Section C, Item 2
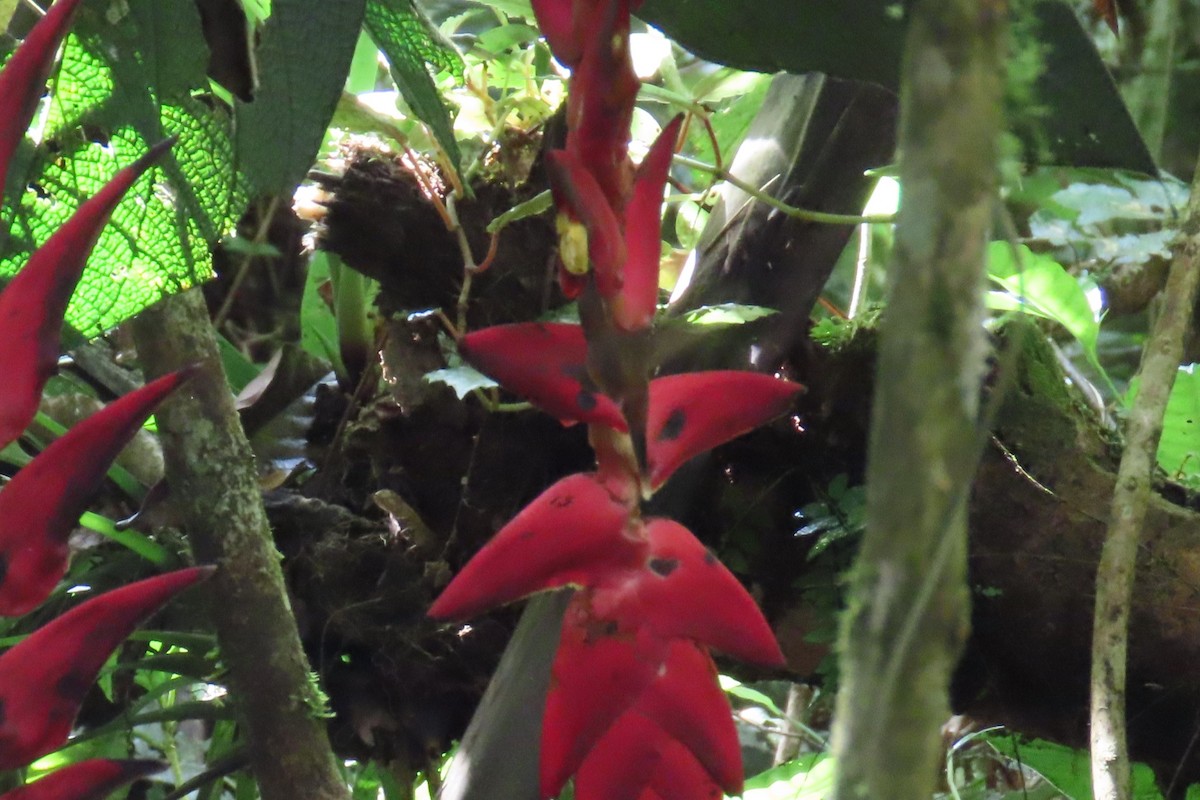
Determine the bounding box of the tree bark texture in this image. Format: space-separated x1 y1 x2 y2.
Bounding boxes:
830 3 1005 800
132 289 350 800
1089 150 1200 800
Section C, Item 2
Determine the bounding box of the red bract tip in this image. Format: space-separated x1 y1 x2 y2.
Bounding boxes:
564 0 638 207
530 0 581 67
645 371 804 489
0 566 213 770
459 323 628 431
428 472 641 620
612 116 684 333
0 0 87 191
0 139 175 450
546 151 626 295
0 759 165 800
633 641 742 795
574 713 668 800
0 368 195 616
540 598 666 800
592 518 784 667
645 741 724 800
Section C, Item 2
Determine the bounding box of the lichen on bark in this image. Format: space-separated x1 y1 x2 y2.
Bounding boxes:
132 289 350 800
830 3 1006 799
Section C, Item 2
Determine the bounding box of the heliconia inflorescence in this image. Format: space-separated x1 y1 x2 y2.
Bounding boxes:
0 0 210 789
431 0 805 797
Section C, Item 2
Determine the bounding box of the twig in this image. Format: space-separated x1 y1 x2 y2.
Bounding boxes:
213 196 281 330
672 153 895 226
1089 158 1200 800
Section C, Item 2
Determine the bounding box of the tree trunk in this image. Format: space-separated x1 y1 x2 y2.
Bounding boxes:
830 3 1005 799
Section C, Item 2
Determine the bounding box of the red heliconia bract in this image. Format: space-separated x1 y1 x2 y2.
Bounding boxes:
644 740 724 800
591 517 785 668
646 371 805 489
0 0 86 192
0 138 175 450
0 566 213 770
562 0 638 208
428 472 640 620
611 115 684 333
459 323 628 431
573 713 669 800
0 367 196 616
0 759 165 800
545 150 627 294
540 600 667 800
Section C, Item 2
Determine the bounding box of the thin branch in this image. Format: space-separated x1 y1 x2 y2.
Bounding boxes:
1089 155 1200 800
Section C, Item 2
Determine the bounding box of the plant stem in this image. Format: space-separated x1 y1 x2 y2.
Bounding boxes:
1088 147 1200 800
830 3 1005 799
131 289 350 800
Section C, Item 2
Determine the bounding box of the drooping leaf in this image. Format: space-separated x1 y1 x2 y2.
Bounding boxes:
637 0 1154 172
235 0 366 194
0 368 194 616
459 323 628 431
1152 364 1200 488
429 473 640 620
645 371 802 489
593 518 784 667
364 0 463 175
0 759 164 800
0 566 213 770
0 140 173 450
0 0 85 192
612 115 682 332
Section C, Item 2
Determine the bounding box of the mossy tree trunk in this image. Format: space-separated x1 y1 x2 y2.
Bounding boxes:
830 3 1006 799
133 290 350 800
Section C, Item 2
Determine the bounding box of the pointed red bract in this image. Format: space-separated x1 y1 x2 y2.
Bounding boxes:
592 518 784 667
564 0 638 207
540 598 666 800
459 323 627 431
634 641 742 794
429 473 641 620
529 0 581 67
0 367 195 616
612 116 683 332
0 139 175 450
573 712 666 800
0 0 86 191
546 151 626 295
0 759 164 800
0 566 212 770
646 741 724 800
646 371 804 489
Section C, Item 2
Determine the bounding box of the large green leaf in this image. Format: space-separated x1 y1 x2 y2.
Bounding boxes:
235 0 367 194
364 0 463 174
0 0 245 339
637 0 1155 173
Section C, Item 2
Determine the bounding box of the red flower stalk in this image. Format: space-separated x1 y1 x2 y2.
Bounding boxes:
0 566 213 770
0 0 86 192
0 139 175 450
0 367 196 616
0 759 165 800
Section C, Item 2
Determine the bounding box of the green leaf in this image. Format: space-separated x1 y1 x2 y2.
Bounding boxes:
1154 365 1200 488
987 243 1107 381
637 0 1154 172
743 753 834 799
365 0 463 175
423 365 497 399
236 0 367 194
0 0 245 339
682 303 778 326
985 736 1164 800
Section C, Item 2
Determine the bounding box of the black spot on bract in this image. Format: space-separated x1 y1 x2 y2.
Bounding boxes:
576 389 597 411
648 557 680 577
657 408 686 441
550 495 573 509
0 553 7 586
55 673 91 705
703 550 717 566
